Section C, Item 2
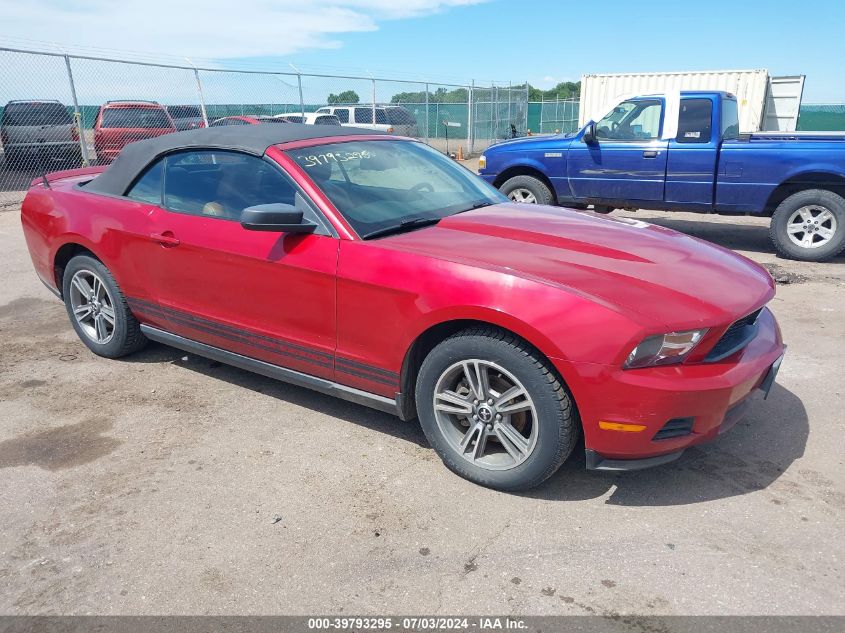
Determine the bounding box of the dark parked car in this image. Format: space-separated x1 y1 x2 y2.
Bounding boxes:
166 105 206 131
1 100 82 170
209 116 288 126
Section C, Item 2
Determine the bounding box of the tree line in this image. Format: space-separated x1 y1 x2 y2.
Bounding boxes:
326 81 580 106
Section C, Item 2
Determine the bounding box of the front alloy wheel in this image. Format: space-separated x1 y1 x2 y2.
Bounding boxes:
433 359 538 470
416 326 578 491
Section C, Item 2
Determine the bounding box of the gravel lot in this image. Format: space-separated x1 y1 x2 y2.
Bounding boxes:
0 203 843 616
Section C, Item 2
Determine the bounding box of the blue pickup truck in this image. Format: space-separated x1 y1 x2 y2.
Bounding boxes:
478 91 845 262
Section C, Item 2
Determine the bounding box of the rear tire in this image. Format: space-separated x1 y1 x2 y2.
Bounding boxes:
592 205 614 214
770 189 845 262
500 175 554 206
415 327 578 491
62 255 147 358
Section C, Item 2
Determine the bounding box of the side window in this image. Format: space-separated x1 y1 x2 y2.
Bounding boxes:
125 159 164 204
354 108 372 124
334 109 349 123
161 150 331 233
722 98 740 139
676 99 713 143
596 99 662 141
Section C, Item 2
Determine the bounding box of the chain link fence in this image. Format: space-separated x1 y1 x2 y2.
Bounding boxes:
537 97 581 134
0 46 528 206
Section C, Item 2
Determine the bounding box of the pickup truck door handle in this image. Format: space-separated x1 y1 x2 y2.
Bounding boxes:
150 231 180 247
642 150 659 158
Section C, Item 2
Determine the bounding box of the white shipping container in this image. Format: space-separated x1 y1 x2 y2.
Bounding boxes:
579 69 771 133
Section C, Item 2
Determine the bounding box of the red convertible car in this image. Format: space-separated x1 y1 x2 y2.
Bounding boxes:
21 125 785 490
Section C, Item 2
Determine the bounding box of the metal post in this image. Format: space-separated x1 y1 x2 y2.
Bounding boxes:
297 73 305 119
192 67 209 128
467 80 474 155
63 54 90 166
556 95 560 133
372 78 377 125
525 80 530 134
508 81 512 135
493 84 499 142
424 82 430 145
539 95 544 134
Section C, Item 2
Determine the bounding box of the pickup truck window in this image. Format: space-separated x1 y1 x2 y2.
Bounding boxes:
676 99 712 144
596 99 662 141
334 109 349 123
722 99 740 139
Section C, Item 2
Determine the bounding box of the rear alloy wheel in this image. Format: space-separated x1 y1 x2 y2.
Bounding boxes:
62 255 147 358
770 189 845 261
508 188 538 204
416 327 578 491
500 175 554 206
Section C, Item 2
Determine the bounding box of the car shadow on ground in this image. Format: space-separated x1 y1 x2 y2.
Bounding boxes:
128 343 808 506
531 383 808 505
621 212 845 262
125 342 429 449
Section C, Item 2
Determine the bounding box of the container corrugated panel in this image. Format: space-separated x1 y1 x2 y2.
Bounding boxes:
579 70 770 132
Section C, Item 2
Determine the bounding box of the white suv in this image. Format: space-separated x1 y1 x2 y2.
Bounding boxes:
315 105 420 137
315 106 394 134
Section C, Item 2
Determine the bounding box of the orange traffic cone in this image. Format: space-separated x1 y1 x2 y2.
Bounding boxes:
457 145 464 160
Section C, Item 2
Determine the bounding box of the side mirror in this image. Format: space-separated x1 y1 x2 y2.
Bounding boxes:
582 121 597 145
240 203 317 234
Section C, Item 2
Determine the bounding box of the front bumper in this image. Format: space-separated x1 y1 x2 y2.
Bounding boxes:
556 308 785 469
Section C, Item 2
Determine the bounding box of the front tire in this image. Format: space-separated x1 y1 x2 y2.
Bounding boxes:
415 327 578 491
500 175 554 206
770 189 845 261
62 255 147 358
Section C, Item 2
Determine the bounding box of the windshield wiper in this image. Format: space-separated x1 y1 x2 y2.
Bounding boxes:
363 217 442 240
451 200 495 215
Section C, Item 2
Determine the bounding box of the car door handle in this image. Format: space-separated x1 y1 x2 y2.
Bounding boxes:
150 232 180 247
642 150 659 158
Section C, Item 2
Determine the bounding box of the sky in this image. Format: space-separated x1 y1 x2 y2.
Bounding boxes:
2 0 844 102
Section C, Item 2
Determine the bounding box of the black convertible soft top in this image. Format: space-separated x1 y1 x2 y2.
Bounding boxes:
84 123 385 196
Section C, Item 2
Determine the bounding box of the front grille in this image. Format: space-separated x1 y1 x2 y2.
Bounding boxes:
705 308 763 362
653 417 695 441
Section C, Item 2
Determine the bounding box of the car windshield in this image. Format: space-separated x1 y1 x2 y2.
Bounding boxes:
286 140 505 238
3 102 72 126
101 107 172 129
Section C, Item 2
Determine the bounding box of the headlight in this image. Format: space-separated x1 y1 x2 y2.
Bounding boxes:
478 155 486 171
624 329 708 369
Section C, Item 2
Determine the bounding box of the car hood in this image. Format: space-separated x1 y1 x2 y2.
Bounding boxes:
485 133 576 152
381 204 774 329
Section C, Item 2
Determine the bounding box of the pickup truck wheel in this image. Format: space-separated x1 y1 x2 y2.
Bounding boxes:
500 175 554 206
770 189 845 262
415 326 578 491
62 255 147 358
